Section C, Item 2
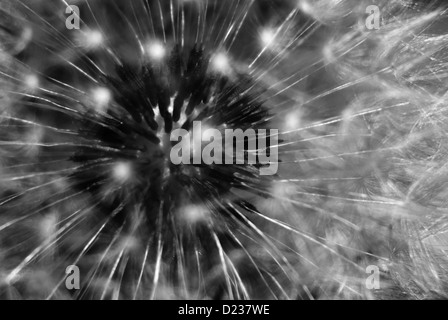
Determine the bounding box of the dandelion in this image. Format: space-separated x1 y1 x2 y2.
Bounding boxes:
1 0 448 300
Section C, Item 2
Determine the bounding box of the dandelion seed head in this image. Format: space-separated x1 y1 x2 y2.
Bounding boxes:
113 162 132 183
297 0 313 14
24 74 39 91
284 111 302 130
260 28 276 47
38 214 57 240
83 30 104 49
210 52 231 74
3 0 448 300
120 235 139 251
180 205 209 225
146 41 166 61
91 87 112 111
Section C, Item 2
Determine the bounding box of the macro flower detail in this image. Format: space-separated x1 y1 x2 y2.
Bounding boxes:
1 0 448 301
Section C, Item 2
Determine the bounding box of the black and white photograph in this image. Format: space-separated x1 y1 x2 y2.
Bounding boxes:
0 0 448 305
